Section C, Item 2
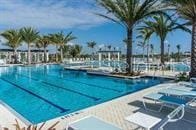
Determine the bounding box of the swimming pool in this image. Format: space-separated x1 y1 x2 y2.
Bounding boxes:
0 65 169 124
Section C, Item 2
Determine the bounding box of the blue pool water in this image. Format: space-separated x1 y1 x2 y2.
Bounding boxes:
0 65 169 124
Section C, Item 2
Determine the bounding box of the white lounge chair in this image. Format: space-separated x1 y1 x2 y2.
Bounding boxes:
67 116 122 130
0 59 6 65
125 105 184 130
178 78 196 88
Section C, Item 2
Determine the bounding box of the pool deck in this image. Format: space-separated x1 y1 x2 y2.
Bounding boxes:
1 82 196 130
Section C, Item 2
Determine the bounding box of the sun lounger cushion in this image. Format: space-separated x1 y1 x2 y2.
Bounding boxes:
144 93 188 105
159 88 196 97
68 116 122 130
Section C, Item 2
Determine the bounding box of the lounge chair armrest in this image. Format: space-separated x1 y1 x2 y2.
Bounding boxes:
167 105 185 122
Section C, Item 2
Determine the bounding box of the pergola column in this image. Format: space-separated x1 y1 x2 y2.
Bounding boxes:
108 53 111 61
42 53 44 62
25 52 28 63
18 52 21 63
46 52 49 62
98 53 102 67
108 53 111 67
37 53 40 63
117 52 120 61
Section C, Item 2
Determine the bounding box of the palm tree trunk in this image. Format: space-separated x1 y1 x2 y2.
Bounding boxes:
126 27 133 74
44 47 47 63
60 46 63 63
178 50 180 62
28 43 31 65
143 47 145 61
168 48 170 62
160 40 165 65
92 48 94 60
14 49 17 64
56 45 58 62
147 44 149 63
190 22 196 77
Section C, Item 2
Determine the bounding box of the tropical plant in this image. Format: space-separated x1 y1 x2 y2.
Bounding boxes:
69 44 83 58
36 35 51 63
20 27 39 65
1 30 22 63
96 0 164 74
176 72 189 82
87 41 96 60
3 119 59 130
49 32 76 63
165 0 196 77
176 44 181 62
139 14 190 65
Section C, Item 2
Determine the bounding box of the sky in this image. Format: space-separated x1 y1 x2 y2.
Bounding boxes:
0 0 192 54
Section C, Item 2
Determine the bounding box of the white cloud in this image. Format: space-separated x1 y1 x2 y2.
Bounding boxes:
0 0 108 30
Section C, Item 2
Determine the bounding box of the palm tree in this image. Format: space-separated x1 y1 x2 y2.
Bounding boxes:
140 14 190 65
137 28 153 63
36 36 51 63
176 44 181 62
166 0 196 77
20 27 39 65
1 30 22 63
87 41 96 60
49 32 76 63
96 0 164 74
107 45 112 50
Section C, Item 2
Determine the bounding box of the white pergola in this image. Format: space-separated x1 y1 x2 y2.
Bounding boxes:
97 50 121 62
0 49 49 63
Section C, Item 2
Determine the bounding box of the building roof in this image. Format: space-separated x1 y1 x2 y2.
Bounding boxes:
0 49 49 52
97 50 121 53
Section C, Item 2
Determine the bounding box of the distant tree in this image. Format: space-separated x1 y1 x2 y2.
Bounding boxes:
87 41 96 60
36 35 51 63
49 32 76 62
20 27 39 65
69 44 83 58
140 14 190 65
107 45 112 50
137 28 153 63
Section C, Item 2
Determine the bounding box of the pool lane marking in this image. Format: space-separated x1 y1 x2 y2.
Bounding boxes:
12 73 101 101
0 77 69 113
42 81 100 101
27 71 122 93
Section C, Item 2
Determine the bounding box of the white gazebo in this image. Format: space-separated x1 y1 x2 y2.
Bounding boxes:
97 50 121 62
0 49 49 63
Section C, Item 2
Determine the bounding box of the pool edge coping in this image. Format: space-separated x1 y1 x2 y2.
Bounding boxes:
0 100 32 126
